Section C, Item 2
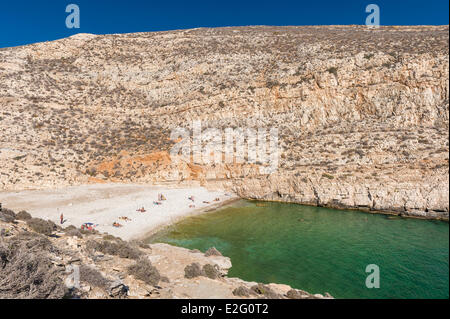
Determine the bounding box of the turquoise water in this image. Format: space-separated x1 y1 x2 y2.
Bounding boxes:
148 200 449 299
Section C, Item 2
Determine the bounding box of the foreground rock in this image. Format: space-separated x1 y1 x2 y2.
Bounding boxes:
0 208 331 299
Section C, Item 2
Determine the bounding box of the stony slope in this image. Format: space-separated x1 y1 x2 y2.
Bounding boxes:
0 25 448 218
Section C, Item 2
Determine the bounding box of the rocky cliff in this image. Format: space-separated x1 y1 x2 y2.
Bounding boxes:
0 25 448 218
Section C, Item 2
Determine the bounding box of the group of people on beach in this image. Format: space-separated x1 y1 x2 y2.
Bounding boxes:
114 193 168 227
58 192 224 230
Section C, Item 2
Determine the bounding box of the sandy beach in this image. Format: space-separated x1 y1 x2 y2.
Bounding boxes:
0 184 237 240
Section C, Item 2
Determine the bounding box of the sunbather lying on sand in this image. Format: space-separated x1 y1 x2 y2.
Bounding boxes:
119 216 131 221
112 222 123 228
136 207 146 212
188 196 195 202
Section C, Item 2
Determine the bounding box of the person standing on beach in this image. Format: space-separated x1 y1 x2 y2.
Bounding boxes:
60 213 64 225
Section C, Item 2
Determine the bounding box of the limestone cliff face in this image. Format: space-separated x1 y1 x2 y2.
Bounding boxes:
0 26 448 218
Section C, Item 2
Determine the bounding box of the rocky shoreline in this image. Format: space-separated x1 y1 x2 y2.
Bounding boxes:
227 177 449 221
0 207 332 299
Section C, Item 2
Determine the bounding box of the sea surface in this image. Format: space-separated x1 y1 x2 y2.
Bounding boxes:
148 200 449 299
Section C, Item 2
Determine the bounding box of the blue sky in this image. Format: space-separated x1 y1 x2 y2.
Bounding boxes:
0 0 448 48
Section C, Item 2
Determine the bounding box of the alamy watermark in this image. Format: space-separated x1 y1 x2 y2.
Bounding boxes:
365 264 380 288
365 4 380 28
66 4 80 29
64 4 379 30
65 265 80 289
170 121 279 175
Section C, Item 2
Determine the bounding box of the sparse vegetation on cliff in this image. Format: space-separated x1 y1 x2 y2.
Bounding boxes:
0 25 447 218
127 257 160 285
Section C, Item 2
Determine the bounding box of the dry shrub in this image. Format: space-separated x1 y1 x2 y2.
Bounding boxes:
0 213 15 223
202 264 220 279
86 238 142 260
232 286 251 297
184 262 204 278
127 257 160 285
64 225 84 238
80 228 99 235
129 239 151 249
79 265 110 290
204 247 222 257
0 208 16 223
250 284 282 299
0 231 67 299
65 228 82 238
102 234 118 241
16 210 32 220
26 218 57 236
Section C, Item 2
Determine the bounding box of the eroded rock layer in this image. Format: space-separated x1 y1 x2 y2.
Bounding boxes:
0 26 448 218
